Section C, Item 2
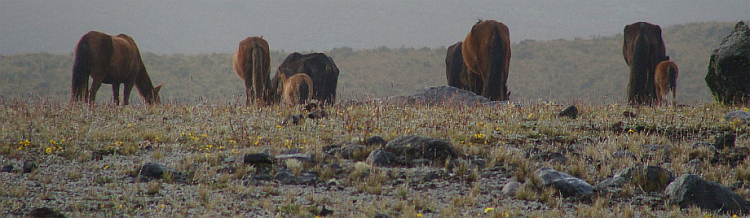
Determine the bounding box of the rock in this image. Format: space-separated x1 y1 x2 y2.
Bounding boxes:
711 146 750 166
685 159 702 173
623 111 637 118
614 165 674 192
1 165 13 173
243 153 275 165
594 176 629 192
364 136 387 146
714 133 736 149
666 174 750 215
317 205 334 217
282 114 304 125
279 148 302 155
276 153 313 163
382 135 458 165
308 109 328 119
534 167 593 197
323 143 369 160
502 181 521 196
27 207 65 218
381 86 491 106
558 105 578 119
530 151 567 164
705 21 750 105
726 111 750 123
274 168 318 185
22 160 37 173
612 150 637 159
139 163 182 180
691 142 718 151
365 149 398 167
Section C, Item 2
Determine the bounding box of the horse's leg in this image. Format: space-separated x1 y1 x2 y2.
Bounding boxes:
244 80 253 106
88 77 104 105
123 81 135 106
112 83 121 105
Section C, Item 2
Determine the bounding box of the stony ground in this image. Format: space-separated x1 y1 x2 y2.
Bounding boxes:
2 96 750 217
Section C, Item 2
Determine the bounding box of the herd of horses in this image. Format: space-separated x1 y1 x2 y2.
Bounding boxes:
70 20 678 106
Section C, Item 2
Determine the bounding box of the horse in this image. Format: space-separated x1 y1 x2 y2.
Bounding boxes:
71 31 162 105
445 42 482 95
622 22 669 105
461 20 511 101
233 36 271 106
279 73 313 105
654 60 679 106
272 53 339 104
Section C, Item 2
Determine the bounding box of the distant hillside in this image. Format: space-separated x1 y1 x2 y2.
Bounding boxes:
0 22 737 105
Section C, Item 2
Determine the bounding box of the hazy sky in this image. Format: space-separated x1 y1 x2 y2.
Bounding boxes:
1 1 747 55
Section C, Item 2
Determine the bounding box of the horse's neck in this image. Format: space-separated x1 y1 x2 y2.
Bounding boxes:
135 69 155 96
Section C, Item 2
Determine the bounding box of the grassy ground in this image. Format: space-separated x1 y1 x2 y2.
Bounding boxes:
1 96 748 217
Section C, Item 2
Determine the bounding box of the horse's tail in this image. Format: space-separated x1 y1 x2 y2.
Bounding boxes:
484 24 509 101
298 78 312 104
250 43 265 104
668 62 678 100
323 57 338 104
71 35 92 103
627 33 652 105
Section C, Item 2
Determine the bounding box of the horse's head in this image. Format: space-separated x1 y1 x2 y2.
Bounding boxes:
150 83 163 104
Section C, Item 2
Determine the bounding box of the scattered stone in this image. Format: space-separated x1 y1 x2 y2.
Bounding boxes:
22 160 37 173
714 133 736 149
1 165 13 173
666 174 750 215
558 105 578 119
364 136 387 146
534 167 593 197
726 111 750 123
612 150 637 159
365 149 398 167
274 168 318 185
244 153 275 166
685 159 702 173
279 148 302 155
705 21 750 105
308 109 328 119
27 207 65 218
502 181 521 196
691 142 718 151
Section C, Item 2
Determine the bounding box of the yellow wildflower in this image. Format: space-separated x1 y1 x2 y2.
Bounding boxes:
276 125 282 129
127 123 132 127
17 146 23 150
45 147 53 154
417 214 422 218
484 207 495 213
49 139 57 144
232 149 238 154
104 165 109 170
228 139 236 144
628 129 634 133
115 141 123 146
528 113 534 119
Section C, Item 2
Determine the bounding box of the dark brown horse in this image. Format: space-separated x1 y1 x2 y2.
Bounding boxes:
623 22 669 105
71 31 162 105
234 36 271 105
654 60 679 106
445 42 482 94
461 20 511 101
272 53 339 104
279 73 313 105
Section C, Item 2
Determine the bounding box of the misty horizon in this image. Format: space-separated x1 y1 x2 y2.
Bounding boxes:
1 1 747 55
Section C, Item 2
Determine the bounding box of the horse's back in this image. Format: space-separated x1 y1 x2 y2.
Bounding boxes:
234 37 270 79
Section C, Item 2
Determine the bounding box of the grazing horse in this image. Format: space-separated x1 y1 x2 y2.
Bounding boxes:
654 60 679 106
461 20 511 101
71 31 162 105
623 22 669 105
279 73 313 105
272 53 339 104
445 42 482 94
234 36 271 105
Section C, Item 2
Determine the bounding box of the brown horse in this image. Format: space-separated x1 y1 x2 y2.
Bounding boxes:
461 20 511 101
71 31 162 105
654 60 679 106
233 36 271 105
446 42 482 94
623 22 669 105
272 53 339 104
279 73 313 105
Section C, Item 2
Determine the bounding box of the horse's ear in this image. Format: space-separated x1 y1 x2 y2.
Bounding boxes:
155 83 163 92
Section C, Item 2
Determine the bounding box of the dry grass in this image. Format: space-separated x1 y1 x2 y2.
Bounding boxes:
1 96 749 216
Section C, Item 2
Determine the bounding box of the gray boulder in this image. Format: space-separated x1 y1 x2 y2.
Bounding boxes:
534 167 593 197
365 149 398 167
726 110 750 123
558 105 578 119
705 21 750 105
666 174 750 215
381 86 491 106
383 135 458 165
